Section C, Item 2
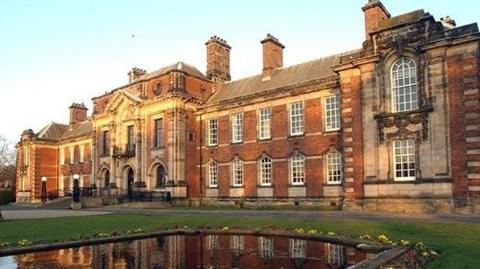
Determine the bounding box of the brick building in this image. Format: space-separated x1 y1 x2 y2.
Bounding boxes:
16 1 480 213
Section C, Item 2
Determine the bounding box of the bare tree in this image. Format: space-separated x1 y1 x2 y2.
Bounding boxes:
0 135 15 220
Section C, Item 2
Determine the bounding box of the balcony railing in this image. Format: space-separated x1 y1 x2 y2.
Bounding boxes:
112 144 136 159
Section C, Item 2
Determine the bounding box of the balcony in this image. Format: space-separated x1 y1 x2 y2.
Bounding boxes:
113 144 136 159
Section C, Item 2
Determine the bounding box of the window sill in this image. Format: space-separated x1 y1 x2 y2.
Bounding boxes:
324 183 342 186
324 129 341 134
206 144 218 148
207 186 218 189
257 184 273 188
394 178 416 182
230 185 244 188
289 184 305 187
230 141 244 145
287 134 305 139
258 137 272 142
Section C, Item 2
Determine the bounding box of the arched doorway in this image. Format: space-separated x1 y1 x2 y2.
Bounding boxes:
126 167 134 199
156 165 166 188
103 170 110 188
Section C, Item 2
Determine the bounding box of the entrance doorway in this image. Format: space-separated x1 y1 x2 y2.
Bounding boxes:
126 167 134 199
156 165 166 188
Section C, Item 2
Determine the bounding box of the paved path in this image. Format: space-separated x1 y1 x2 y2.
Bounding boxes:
0 205 110 220
1 204 479 224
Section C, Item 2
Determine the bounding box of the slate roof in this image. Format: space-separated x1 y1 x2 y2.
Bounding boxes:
140 62 206 80
35 120 92 141
61 120 92 140
378 9 428 30
36 122 68 141
205 51 356 105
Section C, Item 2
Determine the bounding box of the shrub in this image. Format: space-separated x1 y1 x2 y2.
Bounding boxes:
0 189 15 205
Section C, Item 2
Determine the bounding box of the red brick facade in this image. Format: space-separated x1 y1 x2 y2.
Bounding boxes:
15 1 480 213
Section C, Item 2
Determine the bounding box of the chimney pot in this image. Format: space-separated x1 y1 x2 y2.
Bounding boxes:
362 0 390 40
69 102 88 125
128 67 147 83
261 34 285 80
206 35 231 84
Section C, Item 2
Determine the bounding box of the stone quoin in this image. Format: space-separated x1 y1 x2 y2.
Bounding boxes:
15 1 480 213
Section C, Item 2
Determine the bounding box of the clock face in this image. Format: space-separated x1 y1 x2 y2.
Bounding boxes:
154 82 162 96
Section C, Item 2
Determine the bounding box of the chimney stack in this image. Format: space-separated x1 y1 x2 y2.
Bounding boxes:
206 36 231 84
128 67 147 83
69 103 88 125
362 0 390 40
261 34 285 80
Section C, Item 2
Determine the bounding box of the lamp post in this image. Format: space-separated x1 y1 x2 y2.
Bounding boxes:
41 176 47 206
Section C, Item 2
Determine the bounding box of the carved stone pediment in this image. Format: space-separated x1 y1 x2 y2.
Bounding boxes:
374 104 433 143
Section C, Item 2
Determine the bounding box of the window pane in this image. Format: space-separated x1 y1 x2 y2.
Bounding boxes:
391 58 418 112
393 139 416 181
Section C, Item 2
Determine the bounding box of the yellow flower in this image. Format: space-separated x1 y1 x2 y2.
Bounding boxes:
222 226 229 231
307 229 317 235
400 240 410 246
422 251 430 257
327 232 336 236
430 250 438 256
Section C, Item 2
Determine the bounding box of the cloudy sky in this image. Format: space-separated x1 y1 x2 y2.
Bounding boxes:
0 0 479 147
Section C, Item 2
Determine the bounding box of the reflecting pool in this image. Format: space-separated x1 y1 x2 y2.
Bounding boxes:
0 234 373 268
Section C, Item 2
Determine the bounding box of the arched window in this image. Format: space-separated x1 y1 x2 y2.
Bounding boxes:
391 57 418 112
231 158 244 187
290 153 305 185
259 156 273 186
208 162 218 188
326 151 342 184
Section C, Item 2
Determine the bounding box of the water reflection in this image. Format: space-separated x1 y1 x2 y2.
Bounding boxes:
0 234 370 269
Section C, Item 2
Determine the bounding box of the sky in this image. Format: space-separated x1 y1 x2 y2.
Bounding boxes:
0 0 479 147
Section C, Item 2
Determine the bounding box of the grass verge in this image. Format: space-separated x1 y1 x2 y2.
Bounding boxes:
0 214 479 268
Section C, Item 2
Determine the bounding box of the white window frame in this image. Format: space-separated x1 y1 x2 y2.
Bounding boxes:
231 113 243 143
207 118 218 146
324 95 341 132
326 151 343 185
393 139 416 181
79 144 84 163
289 239 306 259
325 243 345 266
258 107 272 140
290 153 305 186
208 161 218 188
231 235 244 252
289 102 304 136
258 236 274 259
206 235 219 250
231 158 244 187
259 156 273 186
391 57 418 113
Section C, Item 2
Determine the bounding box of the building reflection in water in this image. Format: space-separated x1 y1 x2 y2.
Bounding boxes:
9 234 370 269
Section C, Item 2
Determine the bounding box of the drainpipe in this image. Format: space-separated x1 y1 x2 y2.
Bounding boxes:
199 113 203 200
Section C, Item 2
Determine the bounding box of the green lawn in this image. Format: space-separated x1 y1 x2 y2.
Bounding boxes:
0 214 479 268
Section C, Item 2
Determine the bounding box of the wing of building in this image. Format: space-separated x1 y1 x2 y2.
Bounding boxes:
15 1 480 213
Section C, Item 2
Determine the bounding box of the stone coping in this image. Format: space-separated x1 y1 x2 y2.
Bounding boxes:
0 228 398 267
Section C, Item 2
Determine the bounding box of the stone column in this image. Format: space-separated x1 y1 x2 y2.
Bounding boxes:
135 118 143 183
109 122 118 188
